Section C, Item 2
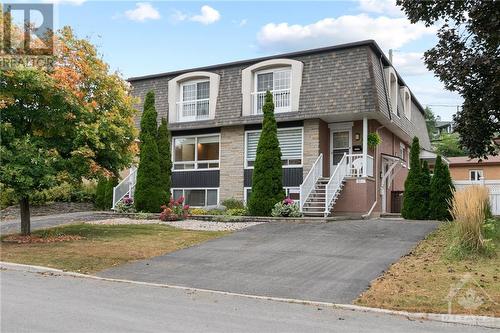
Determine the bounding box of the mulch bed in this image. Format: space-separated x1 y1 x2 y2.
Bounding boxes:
2 234 84 244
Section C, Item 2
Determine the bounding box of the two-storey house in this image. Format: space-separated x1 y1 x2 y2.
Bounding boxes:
120 40 431 217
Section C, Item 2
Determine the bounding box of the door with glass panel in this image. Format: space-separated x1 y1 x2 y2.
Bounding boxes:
331 130 351 175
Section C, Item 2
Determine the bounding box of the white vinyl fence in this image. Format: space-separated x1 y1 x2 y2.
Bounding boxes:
453 180 500 215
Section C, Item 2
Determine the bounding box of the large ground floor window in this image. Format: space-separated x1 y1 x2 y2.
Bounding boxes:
171 188 219 207
173 134 220 170
245 127 303 167
243 187 300 203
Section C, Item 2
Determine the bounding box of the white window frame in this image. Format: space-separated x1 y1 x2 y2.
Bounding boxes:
244 187 300 203
252 67 293 115
399 143 406 161
172 133 221 172
401 87 411 121
385 67 399 118
171 188 219 207
244 126 304 169
177 79 211 123
469 169 484 181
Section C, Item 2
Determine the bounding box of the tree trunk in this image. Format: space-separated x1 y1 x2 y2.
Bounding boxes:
20 197 31 236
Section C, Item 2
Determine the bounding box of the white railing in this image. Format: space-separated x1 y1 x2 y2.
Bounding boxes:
112 167 137 210
299 153 323 212
176 99 210 122
345 154 374 178
251 89 291 115
325 153 348 216
367 155 374 178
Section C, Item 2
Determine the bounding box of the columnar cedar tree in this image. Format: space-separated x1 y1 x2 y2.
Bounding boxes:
247 91 285 216
429 155 455 221
134 134 163 212
140 91 158 140
421 160 431 217
134 91 163 212
157 118 172 204
402 137 429 220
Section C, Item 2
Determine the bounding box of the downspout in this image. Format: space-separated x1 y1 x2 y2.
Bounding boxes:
363 125 385 219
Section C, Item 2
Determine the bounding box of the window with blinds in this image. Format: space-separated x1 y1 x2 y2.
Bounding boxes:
245 127 303 167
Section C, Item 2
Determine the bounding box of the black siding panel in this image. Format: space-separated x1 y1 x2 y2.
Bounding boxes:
172 170 220 188
244 120 304 131
171 127 221 137
244 168 303 187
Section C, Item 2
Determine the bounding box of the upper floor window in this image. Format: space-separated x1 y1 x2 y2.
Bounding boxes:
178 80 210 122
242 58 303 117
399 143 407 162
173 134 220 170
400 86 411 120
385 66 399 117
168 71 220 123
245 127 303 168
470 169 483 181
253 68 291 114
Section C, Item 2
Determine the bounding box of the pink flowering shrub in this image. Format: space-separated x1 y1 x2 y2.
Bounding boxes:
115 195 135 213
159 196 190 221
271 197 302 217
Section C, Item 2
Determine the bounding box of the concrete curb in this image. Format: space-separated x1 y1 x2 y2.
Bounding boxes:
1 261 498 329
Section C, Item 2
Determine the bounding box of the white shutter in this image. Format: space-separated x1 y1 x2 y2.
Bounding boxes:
245 128 302 165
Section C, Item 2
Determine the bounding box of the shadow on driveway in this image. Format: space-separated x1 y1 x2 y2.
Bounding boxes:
98 219 439 303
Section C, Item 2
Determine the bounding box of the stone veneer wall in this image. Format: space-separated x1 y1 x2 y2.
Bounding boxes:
219 125 245 201
303 119 321 179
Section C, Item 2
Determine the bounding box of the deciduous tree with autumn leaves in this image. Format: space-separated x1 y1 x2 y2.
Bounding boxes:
0 26 137 234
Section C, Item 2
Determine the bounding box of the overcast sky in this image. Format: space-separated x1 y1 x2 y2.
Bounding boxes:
32 0 463 120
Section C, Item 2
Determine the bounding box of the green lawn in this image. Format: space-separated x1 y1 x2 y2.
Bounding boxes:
355 221 500 316
0 223 228 274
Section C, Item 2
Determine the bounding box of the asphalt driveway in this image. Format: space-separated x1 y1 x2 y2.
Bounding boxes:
98 219 439 303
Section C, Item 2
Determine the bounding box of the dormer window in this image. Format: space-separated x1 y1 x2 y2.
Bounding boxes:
178 80 210 122
253 68 291 114
400 86 411 120
168 71 220 123
385 66 399 117
242 58 303 117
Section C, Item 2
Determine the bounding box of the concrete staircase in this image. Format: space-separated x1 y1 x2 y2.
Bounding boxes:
302 177 345 217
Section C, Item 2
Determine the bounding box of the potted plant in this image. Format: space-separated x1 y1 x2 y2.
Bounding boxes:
367 132 382 149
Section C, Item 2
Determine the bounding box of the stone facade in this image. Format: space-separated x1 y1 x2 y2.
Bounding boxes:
303 119 321 179
219 125 245 201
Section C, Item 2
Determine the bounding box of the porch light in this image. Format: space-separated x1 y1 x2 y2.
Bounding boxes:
355 133 360 141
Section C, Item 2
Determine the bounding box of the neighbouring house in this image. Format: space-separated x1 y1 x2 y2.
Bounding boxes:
115 40 431 217
435 120 454 137
449 155 500 215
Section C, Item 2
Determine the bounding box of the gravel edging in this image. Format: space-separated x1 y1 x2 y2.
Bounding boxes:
85 218 262 231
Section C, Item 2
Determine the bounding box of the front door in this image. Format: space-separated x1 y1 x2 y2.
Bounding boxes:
331 130 351 175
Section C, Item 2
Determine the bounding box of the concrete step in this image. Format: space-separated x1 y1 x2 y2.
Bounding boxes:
303 212 325 217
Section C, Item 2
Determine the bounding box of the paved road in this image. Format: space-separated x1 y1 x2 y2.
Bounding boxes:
1 268 489 333
99 219 438 303
0 211 109 235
